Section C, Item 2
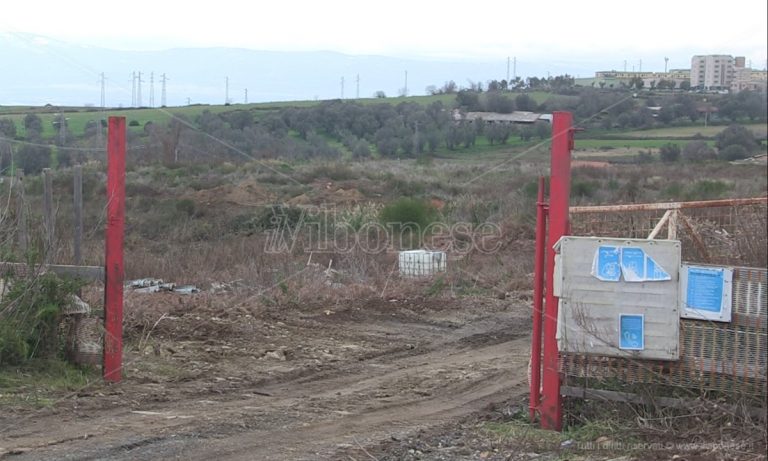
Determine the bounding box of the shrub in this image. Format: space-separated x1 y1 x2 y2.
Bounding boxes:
681 141 716 162
719 144 749 161
685 180 730 200
380 198 438 232
0 274 82 366
659 143 680 163
175 198 196 216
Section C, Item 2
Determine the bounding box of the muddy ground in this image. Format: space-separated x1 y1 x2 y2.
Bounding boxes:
0 289 537 460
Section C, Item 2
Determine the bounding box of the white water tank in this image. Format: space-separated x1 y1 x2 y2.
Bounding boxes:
399 250 447 277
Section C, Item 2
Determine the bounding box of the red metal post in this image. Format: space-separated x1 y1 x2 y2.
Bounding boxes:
540 112 573 430
104 117 126 383
529 176 547 420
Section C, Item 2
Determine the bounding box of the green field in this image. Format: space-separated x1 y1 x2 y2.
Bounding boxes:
619 123 767 139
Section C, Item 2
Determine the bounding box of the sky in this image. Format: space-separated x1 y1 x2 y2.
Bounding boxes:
2 0 767 70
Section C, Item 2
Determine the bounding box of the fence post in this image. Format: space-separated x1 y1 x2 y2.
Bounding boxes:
16 169 27 253
43 168 54 263
530 176 547 420
104 117 126 383
73 164 83 266
540 112 573 431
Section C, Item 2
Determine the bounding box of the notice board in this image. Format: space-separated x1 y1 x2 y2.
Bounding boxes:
555 236 681 361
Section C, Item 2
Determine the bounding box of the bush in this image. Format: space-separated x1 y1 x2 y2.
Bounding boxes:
0 274 82 366
380 198 438 232
719 144 749 161
715 124 760 154
681 141 716 162
685 180 730 200
175 198 196 216
659 143 680 162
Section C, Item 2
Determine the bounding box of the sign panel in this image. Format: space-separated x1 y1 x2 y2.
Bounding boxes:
556 236 680 360
619 314 645 350
680 265 733 322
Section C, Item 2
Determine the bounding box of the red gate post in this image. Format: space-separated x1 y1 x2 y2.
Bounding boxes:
540 112 574 430
529 176 547 420
104 117 126 383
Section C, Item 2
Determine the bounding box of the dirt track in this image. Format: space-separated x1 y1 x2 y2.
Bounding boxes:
0 294 532 460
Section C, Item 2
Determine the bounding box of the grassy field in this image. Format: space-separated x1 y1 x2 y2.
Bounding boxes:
0 91 557 139
619 123 767 138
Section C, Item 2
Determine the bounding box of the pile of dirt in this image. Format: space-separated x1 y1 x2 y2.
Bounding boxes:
191 179 274 207
287 183 366 206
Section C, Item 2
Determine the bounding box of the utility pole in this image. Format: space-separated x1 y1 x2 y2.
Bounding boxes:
513 57 517 82
623 60 627 72
225 76 229 104
244 88 248 104
639 59 642 73
187 97 191 105
149 72 155 108
100 72 106 108
404 70 408 97
356 74 360 99
161 73 168 107
137 71 143 107
506 56 510 82
131 72 136 107
664 57 669 73
341 76 345 99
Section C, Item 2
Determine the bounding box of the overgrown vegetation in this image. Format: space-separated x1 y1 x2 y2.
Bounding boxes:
0 273 83 366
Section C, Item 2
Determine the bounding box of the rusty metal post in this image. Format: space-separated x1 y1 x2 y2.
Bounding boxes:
540 112 573 431
530 176 547 420
104 117 126 383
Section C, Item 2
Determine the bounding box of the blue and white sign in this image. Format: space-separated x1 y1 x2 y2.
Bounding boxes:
592 245 621 281
619 314 645 350
591 246 671 282
680 265 733 322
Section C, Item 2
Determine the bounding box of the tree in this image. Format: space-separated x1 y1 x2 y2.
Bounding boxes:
535 121 550 140
679 80 691 91
374 91 386 98
0 118 17 138
17 143 51 174
659 143 680 162
715 124 760 155
23 114 43 138
515 94 536 111
456 90 481 111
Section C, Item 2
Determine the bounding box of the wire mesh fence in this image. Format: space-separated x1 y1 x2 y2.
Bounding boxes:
563 198 768 403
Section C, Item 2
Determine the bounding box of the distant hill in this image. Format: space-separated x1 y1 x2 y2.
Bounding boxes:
0 32 594 107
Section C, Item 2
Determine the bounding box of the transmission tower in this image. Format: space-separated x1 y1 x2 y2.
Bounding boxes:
131 71 136 107
341 76 345 99
244 88 248 104
149 72 155 107
356 74 360 99
161 73 168 107
225 77 229 104
137 71 144 107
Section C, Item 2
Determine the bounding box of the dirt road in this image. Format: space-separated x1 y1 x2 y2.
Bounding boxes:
0 294 532 460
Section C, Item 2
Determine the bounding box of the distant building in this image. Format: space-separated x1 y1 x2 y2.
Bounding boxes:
690 55 735 91
587 69 690 89
455 110 548 124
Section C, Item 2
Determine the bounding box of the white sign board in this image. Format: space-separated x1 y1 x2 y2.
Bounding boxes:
556 236 681 361
679 264 733 322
